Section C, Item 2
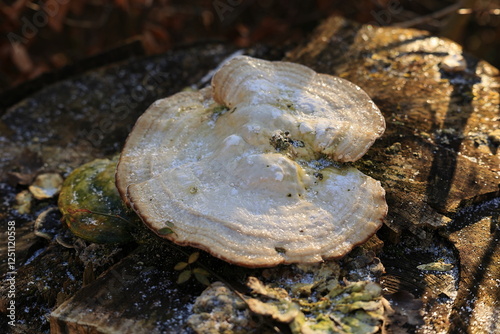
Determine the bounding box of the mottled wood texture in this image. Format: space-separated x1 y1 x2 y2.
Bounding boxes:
49 245 207 334
287 16 499 333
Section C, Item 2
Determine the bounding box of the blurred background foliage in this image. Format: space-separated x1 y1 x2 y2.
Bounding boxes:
1 0 499 93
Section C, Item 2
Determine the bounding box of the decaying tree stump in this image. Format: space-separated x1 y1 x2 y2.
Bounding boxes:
0 43 266 333
287 16 499 333
1 16 498 334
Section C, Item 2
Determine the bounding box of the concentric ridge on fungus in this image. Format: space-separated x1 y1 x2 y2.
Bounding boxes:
116 55 387 268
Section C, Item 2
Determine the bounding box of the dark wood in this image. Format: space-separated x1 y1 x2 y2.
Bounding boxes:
49 245 204 334
287 16 499 333
1 16 499 334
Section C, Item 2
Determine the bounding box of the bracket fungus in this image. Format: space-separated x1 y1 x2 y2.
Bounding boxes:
116 56 387 267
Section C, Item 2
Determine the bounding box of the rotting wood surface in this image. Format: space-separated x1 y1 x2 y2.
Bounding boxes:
287 16 499 333
0 16 498 334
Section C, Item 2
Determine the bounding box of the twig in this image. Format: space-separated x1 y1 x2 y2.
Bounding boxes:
67 208 131 224
393 2 463 28
440 0 478 42
64 5 112 29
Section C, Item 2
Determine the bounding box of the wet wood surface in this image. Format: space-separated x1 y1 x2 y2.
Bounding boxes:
287 16 499 333
1 16 499 334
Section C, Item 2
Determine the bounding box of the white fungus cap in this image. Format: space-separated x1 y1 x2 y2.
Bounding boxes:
116 56 387 267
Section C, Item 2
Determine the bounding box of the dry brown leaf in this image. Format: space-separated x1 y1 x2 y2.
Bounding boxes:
69 0 87 16
10 43 33 73
2 0 30 23
47 0 71 33
114 0 130 12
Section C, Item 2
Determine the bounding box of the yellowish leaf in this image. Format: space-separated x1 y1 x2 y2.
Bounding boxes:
417 261 453 271
177 270 191 284
194 272 210 286
192 267 210 276
174 262 188 271
188 252 200 264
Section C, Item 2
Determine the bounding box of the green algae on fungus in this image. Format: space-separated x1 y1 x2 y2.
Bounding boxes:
58 158 138 244
188 262 389 334
295 281 386 333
